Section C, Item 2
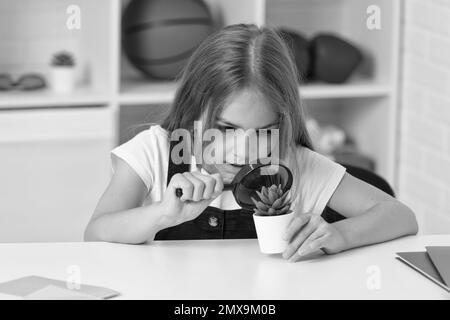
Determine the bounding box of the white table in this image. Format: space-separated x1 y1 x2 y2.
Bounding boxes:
1 235 449 299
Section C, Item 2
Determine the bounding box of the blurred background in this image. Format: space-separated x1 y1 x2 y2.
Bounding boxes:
0 0 449 242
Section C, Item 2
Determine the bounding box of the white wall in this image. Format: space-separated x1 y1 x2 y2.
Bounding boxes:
0 0 113 92
0 0 84 83
400 0 450 234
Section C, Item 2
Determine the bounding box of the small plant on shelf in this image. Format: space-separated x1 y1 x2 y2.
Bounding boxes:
49 51 76 93
51 51 76 67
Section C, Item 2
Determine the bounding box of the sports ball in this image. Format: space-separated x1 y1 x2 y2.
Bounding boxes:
310 33 363 83
122 0 214 79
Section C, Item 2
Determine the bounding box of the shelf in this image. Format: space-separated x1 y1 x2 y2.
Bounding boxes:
119 80 178 105
118 79 391 105
300 81 392 100
0 87 111 109
0 80 392 108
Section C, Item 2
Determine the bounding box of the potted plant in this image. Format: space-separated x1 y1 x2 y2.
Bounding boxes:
50 51 76 93
252 184 295 254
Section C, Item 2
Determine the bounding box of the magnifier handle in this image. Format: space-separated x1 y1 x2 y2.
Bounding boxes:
175 185 232 199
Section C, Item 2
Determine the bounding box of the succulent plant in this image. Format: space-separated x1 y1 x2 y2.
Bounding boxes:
251 184 292 216
51 51 75 67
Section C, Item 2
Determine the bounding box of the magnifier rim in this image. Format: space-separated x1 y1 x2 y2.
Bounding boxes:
231 161 293 210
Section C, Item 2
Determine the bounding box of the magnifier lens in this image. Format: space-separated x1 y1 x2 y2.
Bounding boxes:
232 163 293 210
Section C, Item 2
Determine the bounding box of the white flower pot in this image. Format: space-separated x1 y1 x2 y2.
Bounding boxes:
51 67 76 93
253 211 295 254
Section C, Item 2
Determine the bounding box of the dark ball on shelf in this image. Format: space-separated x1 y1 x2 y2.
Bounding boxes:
278 29 310 82
310 33 363 84
122 0 215 80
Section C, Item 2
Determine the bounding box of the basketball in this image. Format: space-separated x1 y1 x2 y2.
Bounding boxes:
122 0 214 80
310 33 363 84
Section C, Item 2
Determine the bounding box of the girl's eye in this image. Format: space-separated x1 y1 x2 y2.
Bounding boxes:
257 128 275 137
216 125 278 134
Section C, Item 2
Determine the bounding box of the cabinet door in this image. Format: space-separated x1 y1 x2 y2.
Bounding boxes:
0 107 114 242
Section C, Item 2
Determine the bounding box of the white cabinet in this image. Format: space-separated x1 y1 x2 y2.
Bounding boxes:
0 108 114 242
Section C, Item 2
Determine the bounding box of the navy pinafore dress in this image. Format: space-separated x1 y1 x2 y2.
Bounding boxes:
154 140 257 240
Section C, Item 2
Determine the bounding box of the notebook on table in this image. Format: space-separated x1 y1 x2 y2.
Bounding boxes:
426 246 450 287
0 276 119 299
396 246 450 293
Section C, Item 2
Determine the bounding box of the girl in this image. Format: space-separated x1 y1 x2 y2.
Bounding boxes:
84 24 418 262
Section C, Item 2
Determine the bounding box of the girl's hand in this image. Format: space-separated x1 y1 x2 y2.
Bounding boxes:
282 213 348 262
159 171 224 227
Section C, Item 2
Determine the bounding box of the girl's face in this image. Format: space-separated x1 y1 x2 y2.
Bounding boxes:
202 88 280 185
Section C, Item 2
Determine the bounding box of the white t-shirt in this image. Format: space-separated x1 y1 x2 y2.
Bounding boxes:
111 125 346 215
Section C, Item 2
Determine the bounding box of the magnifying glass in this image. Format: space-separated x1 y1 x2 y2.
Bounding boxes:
175 161 293 210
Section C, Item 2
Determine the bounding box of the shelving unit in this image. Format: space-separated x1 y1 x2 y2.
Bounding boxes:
0 0 401 241
117 0 401 186
0 0 401 180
